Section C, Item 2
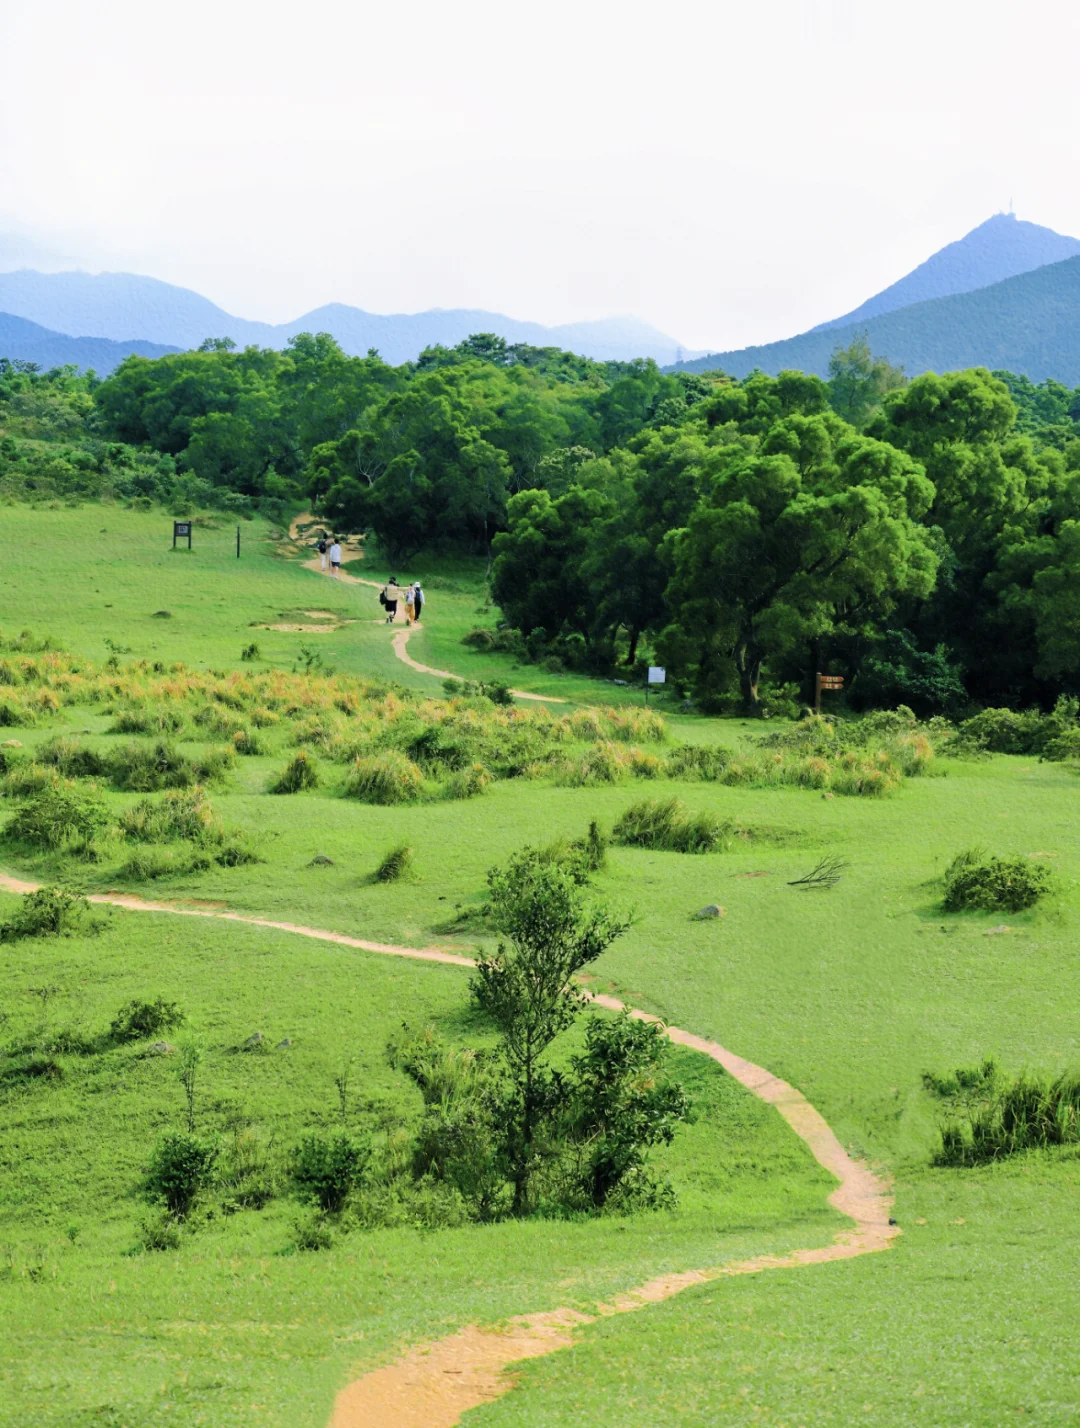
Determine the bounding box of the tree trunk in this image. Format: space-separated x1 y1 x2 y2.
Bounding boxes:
626 626 640 666
736 637 763 715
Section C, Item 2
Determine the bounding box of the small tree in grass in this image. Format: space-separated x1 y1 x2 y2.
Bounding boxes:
472 849 631 1214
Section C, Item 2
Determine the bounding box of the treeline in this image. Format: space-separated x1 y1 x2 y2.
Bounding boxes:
4 334 1080 712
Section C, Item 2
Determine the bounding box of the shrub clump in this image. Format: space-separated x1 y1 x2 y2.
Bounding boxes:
145 1133 217 1218
269 750 320 794
4 782 109 849
37 736 109 778
612 797 734 854
119 786 223 844
942 848 1053 913
343 750 424 804
110 998 185 1042
0 886 103 942
290 1132 369 1213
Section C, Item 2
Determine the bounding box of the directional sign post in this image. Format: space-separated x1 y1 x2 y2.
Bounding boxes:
646 666 665 705
814 671 844 714
172 521 192 550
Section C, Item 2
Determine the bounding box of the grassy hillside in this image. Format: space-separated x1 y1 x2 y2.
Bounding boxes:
2 508 1080 1426
678 252 1080 384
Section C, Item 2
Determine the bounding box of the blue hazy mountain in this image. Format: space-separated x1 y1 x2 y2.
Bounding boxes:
0 269 690 365
811 213 1080 333
0 311 179 374
673 254 1080 386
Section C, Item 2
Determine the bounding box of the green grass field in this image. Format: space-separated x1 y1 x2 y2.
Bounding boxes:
2 506 1080 1426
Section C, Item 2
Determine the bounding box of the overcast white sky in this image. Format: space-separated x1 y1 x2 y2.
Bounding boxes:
2 0 1079 350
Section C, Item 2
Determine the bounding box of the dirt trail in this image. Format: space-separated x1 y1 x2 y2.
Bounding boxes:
0 869 898 1427
287 513 565 703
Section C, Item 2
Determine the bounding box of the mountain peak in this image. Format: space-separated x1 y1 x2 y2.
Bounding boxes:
811 213 1080 333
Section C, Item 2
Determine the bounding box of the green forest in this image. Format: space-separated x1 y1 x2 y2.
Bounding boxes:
4 332 1080 714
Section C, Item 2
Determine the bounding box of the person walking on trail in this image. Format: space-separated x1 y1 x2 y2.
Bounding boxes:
381 576 403 623
329 538 342 576
413 581 425 623
404 583 416 625
317 534 328 571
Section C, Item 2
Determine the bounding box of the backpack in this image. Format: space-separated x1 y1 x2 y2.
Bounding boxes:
378 590 387 606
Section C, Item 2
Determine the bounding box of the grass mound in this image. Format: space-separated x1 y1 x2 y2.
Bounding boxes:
942 848 1053 913
935 1067 1080 1165
344 750 424 804
612 797 734 854
270 750 320 794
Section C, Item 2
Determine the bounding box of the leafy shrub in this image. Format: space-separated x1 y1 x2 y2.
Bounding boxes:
1040 727 1080 762
270 750 320 794
290 1133 369 1213
37 736 108 778
145 1133 217 1218
110 998 185 1042
612 797 733 854
4 782 108 848
343 750 424 804
0 886 103 942
375 843 413 882
942 848 1053 913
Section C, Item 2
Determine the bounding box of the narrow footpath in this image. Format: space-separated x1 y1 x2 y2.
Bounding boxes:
0 870 899 1428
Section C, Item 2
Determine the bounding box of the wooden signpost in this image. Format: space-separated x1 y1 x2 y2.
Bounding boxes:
814 671 844 714
172 520 192 550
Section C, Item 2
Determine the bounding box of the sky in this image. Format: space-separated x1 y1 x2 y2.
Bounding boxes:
2 0 1080 351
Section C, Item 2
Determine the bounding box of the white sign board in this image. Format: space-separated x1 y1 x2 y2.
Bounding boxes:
647 666 666 684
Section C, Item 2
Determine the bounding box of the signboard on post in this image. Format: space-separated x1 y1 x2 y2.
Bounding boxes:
814 671 844 713
646 666 665 704
172 521 192 550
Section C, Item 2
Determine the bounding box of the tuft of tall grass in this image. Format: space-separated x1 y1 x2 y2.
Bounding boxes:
612 797 734 854
936 1069 1080 1165
269 751 320 794
375 843 414 882
37 735 108 779
343 750 424 805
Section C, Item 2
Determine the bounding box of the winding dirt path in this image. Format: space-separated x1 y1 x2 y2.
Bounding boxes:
0 869 898 1426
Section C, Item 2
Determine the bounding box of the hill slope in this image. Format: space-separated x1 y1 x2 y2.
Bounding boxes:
0 311 179 374
673 255 1080 385
812 213 1080 333
0 270 688 364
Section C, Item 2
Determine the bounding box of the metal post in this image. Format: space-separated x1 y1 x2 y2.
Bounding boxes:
814 670 822 716
236 526 241 558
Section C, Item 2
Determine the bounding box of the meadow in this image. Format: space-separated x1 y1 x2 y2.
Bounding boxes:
1 506 1079 1426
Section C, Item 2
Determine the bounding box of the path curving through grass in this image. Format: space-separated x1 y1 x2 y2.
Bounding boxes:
0 869 898 1426
288 513 565 702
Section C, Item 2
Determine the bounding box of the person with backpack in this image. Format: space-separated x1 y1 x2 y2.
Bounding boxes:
329 538 342 576
317 534 328 571
381 576 403 623
413 582 425 623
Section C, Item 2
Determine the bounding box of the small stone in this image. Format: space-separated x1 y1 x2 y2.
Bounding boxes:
243 1032 265 1049
984 924 1011 936
276 1038 293 1049
1 739 22 748
308 854 335 866
694 904 725 919
821 791 836 799
147 1041 175 1056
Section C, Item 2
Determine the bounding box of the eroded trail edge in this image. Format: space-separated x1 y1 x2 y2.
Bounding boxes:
0 872 898 1428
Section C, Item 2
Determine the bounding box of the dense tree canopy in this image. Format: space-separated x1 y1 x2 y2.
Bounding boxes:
7 331 1080 713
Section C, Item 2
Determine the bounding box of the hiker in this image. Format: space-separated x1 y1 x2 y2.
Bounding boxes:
413 581 424 623
381 576 402 623
317 534 328 571
328 538 342 576
404 583 416 625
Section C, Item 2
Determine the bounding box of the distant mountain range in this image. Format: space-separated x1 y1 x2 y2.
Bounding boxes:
810 214 1080 332
0 267 692 369
0 311 178 373
673 214 1080 385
